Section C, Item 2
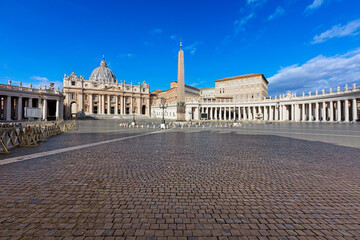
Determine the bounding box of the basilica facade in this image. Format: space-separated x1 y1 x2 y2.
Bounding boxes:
62 57 150 119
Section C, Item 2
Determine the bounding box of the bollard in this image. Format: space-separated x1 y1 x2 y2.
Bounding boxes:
153 125 156 129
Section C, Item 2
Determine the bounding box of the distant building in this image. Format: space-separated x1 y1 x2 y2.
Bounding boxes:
215 74 268 101
151 81 200 106
63 57 151 119
200 87 215 100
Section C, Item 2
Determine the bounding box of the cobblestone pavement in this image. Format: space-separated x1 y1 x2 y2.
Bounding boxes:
1 121 360 239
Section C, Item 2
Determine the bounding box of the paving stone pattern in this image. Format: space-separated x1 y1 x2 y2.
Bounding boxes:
0 131 360 239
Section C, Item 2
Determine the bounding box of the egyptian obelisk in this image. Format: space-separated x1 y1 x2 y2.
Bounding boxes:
177 39 186 121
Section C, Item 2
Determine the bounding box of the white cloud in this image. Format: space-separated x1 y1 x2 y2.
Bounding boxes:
234 13 255 33
268 49 360 96
305 0 324 11
184 41 201 55
189 83 199 87
30 75 62 89
151 28 163 35
31 76 49 81
267 6 285 20
117 53 135 58
170 35 177 40
247 0 267 7
312 19 360 44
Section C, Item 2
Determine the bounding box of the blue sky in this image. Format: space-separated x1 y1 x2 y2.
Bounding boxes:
1 0 360 96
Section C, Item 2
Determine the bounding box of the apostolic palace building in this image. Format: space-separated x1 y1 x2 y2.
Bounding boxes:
0 45 359 123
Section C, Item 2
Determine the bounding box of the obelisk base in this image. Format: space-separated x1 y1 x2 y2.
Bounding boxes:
176 106 186 122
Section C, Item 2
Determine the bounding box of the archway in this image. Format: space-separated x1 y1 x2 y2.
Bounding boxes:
142 105 146 115
71 102 77 118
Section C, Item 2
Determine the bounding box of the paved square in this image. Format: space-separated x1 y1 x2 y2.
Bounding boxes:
0 121 360 239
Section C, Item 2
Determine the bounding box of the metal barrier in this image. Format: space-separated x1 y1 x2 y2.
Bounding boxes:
0 120 76 154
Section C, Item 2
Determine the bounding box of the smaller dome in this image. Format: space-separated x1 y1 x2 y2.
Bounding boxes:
89 57 116 83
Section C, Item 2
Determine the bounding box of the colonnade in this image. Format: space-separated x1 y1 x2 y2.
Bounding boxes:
1 95 62 121
197 97 359 122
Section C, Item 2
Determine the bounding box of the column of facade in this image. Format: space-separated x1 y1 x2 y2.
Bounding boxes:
89 94 93 114
147 98 150 116
38 97 42 119
322 102 326 121
315 103 319 122
17 97 22 121
247 107 250 120
55 100 59 120
100 95 105 114
120 95 124 114
115 96 119 115
79 93 84 113
107 95 111 114
308 103 312 121
337 100 341 122
43 99 47 120
301 104 306 121
329 101 334 122
345 99 349 122
137 97 141 114
269 106 273 121
353 98 358 122
209 107 212 120
6 96 11 121
130 96 133 114
263 106 267 120
242 107 246 120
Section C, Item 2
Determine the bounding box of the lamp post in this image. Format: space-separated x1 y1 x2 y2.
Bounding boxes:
159 103 168 125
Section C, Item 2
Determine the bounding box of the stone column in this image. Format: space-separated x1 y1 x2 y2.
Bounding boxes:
243 107 246 120
6 96 11 121
322 102 326 121
137 97 141 114
315 103 319 122
107 95 111 114
353 98 358 122
17 97 22 121
89 94 93 114
264 106 268 120
210 107 213 120
43 99 47 120
130 96 133 114
147 98 150 116
308 103 312 121
59 100 64 120
115 96 119 115
301 104 305 121
101 95 105 114
269 106 273 121
79 93 84 113
28 98 33 108
120 96 124 114
345 99 349 122
329 101 334 122
337 100 341 122
56 100 59 120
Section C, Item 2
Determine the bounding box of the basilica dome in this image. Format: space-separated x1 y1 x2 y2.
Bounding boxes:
89 57 116 83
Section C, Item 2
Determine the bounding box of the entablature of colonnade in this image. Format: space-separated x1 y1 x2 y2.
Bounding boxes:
186 85 360 107
0 84 64 100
